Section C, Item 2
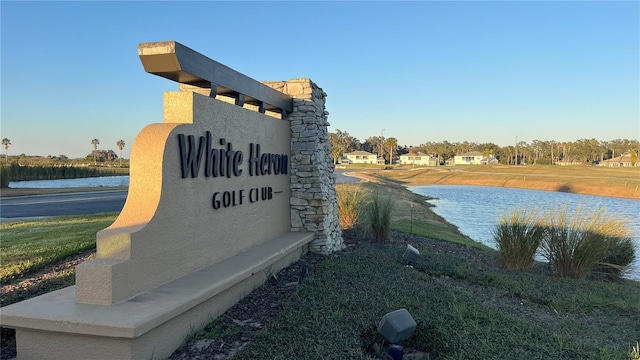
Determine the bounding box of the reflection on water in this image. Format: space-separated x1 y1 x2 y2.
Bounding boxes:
409 185 640 281
9 176 130 188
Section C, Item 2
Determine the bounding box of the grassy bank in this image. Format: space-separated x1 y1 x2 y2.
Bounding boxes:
355 164 640 199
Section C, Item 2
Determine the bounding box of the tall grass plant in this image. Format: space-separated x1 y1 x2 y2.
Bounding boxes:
493 207 546 271
540 206 635 279
365 193 394 242
336 184 368 230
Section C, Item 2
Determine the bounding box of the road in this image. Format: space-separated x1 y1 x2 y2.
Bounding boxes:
0 190 127 222
0 172 364 222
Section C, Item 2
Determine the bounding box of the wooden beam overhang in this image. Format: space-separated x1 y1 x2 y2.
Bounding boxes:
138 41 293 116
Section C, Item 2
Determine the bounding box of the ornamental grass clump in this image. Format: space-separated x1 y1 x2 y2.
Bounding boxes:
539 205 635 279
336 184 368 230
594 222 636 279
493 207 545 272
365 193 394 243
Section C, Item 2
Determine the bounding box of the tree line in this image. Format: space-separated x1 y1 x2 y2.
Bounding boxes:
329 130 639 165
0 163 124 188
0 138 127 166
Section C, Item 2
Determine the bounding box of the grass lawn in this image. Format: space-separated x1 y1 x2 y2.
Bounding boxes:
0 213 117 288
234 239 640 359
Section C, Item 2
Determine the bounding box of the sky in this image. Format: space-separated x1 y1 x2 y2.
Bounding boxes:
1 1 639 159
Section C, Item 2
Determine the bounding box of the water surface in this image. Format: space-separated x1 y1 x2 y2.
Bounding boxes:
408 185 640 281
9 176 130 188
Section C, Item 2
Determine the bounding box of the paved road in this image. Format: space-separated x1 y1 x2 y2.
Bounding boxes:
0 190 127 221
0 172 362 222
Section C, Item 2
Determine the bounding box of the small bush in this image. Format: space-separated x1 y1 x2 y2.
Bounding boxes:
594 229 636 279
0 165 8 188
365 193 394 243
493 207 545 272
539 206 635 279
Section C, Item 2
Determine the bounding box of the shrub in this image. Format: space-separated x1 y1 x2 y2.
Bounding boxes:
336 184 368 230
630 342 640 360
0 165 8 188
594 228 636 279
539 206 635 279
493 207 546 272
365 193 394 243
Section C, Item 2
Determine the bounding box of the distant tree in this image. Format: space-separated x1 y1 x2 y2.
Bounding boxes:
331 146 342 164
117 139 125 166
629 149 638 166
89 149 118 163
328 129 357 164
482 148 494 164
2 138 11 165
385 137 398 164
91 138 100 165
363 136 384 158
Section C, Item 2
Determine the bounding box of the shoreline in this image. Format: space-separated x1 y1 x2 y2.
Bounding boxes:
343 168 640 200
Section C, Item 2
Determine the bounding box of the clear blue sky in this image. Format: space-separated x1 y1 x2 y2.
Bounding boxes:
2 1 638 159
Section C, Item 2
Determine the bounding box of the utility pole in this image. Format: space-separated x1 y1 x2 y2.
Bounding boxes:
515 136 518 166
381 129 385 165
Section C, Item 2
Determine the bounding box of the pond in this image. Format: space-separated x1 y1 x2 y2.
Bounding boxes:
9 176 130 188
408 185 640 281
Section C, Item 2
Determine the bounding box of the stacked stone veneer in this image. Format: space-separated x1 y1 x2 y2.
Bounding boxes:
264 78 344 254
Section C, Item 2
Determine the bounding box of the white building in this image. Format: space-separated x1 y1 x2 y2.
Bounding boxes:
399 152 437 166
453 151 484 165
343 151 378 164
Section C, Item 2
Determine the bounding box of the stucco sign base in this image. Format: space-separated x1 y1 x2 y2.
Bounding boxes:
1 232 312 360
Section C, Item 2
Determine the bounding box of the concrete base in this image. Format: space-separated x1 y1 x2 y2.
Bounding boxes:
1 232 313 360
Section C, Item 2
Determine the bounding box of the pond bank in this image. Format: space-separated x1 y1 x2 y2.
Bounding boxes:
354 166 640 200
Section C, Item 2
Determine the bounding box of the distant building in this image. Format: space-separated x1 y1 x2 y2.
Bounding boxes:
399 152 438 166
453 152 484 165
555 159 582 166
343 151 378 164
600 152 638 167
481 155 499 165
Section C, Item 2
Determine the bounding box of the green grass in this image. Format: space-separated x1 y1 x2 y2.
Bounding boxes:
233 241 640 359
0 212 117 285
392 219 490 250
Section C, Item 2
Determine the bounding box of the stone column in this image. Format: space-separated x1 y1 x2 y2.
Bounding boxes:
263 78 344 254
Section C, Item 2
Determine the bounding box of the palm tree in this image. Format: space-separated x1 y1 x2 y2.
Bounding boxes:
385 137 398 165
116 139 125 167
482 148 494 165
2 138 11 165
91 138 100 166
